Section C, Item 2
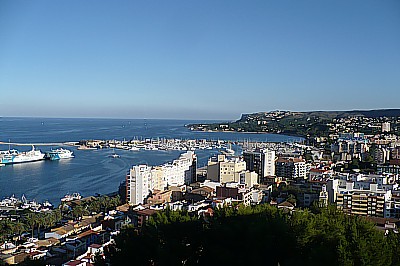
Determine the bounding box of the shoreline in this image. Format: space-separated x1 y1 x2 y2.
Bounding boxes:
188 128 306 140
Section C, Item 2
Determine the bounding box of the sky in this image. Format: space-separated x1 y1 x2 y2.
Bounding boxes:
0 0 399 120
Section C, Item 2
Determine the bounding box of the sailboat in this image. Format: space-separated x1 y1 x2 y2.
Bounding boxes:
225 142 235 155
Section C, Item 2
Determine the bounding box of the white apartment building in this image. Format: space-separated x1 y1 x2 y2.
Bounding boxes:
126 165 152 205
126 151 196 205
238 170 258 188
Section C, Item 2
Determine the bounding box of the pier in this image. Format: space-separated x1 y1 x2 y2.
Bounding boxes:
0 141 70 146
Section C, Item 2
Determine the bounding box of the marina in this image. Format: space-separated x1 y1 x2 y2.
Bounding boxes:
72 138 231 152
0 194 53 212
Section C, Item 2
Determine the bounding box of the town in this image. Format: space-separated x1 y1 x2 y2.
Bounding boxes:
1 113 400 265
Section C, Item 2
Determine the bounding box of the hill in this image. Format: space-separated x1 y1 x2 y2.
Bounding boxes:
187 109 400 138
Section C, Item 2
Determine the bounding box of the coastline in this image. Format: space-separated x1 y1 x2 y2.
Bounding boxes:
188 128 306 140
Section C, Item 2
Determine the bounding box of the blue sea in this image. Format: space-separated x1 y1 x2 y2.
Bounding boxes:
0 117 302 205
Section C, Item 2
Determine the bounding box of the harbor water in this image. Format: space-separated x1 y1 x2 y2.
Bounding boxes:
0 117 302 205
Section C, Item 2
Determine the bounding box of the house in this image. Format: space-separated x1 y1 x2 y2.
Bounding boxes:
45 215 102 240
132 209 158 227
0 252 30 265
146 190 172 205
277 201 295 211
63 259 94 266
102 211 130 231
191 186 215 198
65 239 87 259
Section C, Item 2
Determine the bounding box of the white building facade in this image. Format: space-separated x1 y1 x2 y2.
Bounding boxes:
126 151 196 205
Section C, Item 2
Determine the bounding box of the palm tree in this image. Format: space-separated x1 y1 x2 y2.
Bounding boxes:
42 212 52 229
72 205 89 220
14 221 26 240
53 209 62 223
35 213 46 239
25 213 37 238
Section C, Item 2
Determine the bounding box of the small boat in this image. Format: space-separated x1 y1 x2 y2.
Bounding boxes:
109 149 120 158
225 148 235 155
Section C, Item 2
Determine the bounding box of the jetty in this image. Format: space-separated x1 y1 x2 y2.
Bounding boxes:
0 141 68 146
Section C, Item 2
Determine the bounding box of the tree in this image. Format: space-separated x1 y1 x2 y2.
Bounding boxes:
103 203 398 266
25 213 37 238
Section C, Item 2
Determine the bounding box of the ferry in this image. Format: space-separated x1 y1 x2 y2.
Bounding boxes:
0 146 45 165
46 148 74 160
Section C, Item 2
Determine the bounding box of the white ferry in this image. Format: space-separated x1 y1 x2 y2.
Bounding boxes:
0 146 45 164
47 148 74 160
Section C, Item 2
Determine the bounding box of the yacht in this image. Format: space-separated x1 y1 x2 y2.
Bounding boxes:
61 193 82 202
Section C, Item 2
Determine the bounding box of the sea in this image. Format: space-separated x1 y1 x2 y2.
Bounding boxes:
0 117 302 205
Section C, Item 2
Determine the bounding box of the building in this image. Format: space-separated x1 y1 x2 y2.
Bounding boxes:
215 184 253 206
330 139 369 162
243 149 276 181
207 155 246 184
319 184 328 207
374 147 390 164
238 170 258 188
382 122 391 133
336 188 389 218
126 152 196 205
275 157 306 179
326 174 396 217
146 190 172 205
126 165 152 205
378 164 400 175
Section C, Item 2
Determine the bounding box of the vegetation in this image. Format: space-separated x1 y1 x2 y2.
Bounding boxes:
187 109 400 138
0 195 120 243
0 209 62 242
61 195 121 220
101 204 400 266
24 210 62 238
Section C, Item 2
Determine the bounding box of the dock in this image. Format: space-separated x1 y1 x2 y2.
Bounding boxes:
0 141 70 146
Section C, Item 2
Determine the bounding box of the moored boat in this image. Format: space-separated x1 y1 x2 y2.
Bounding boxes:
0 146 45 165
46 148 74 160
61 192 82 202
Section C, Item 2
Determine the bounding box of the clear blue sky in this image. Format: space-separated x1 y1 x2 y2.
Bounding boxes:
0 0 399 120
